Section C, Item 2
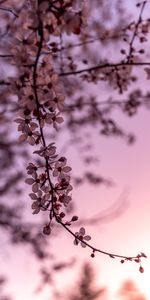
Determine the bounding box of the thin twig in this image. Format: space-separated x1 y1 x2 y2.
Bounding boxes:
59 62 150 77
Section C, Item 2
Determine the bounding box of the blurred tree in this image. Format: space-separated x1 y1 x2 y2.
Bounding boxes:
58 262 106 300
53 268 148 300
118 280 147 300
69 263 106 300
0 277 11 300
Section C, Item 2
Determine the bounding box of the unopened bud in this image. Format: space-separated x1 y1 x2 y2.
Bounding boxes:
71 216 78 222
139 266 144 273
43 224 51 235
60 212 65 218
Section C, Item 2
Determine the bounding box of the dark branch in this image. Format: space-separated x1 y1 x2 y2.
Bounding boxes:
59 62 150 77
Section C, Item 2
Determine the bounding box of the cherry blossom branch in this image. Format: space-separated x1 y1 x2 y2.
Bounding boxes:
56 217 146 264
30 18 147 269
31 14 68 225
0 80 11 85
32 19 46 147
12 0 147 273
0 54 13 58
59 62 150 77
127 1 147 62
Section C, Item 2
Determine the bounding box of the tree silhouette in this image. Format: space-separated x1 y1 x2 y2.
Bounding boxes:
118 280 147 300
70 263 105 300
53 268 148 300
0 277 11 300
60 263 106 300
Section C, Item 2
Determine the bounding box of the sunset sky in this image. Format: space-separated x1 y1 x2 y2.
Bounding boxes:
1 90 150 300
1 1 150 300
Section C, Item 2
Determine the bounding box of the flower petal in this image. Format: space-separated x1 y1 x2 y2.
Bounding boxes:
32 183 39 193
81 242 86 248
63 166 72 173
56 116 64 123
29 193 37 200
25 178 34 185
84 235 91 241
79 227 85 235
28 136 35 145
19 134 27 142
74 239 79 245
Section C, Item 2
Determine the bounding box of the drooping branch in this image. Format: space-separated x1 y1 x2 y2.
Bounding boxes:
4 0 147 273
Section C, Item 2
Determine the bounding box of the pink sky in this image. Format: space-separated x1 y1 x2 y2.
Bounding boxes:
1 2 150 300
1 101 150 300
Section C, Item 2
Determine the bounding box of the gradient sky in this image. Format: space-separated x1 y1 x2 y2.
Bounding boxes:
1 1 150 300
1 97 150 300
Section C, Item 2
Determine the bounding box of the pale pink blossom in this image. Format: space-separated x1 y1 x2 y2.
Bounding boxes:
25 173 41 193
15 117 38 133
63 12 81 35
30 190 50 214
74 227 91 247
44 112 64 129
33 143 57 158
58 194 72 206
46 94 65 112
53 158 71 178
19 128 40 145
26 163 38 176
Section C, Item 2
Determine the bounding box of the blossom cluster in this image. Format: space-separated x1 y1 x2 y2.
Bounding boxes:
26 151 72 217
12 0 91 248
